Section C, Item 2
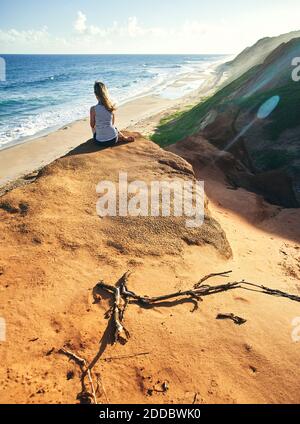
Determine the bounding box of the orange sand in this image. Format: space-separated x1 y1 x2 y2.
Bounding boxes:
0 134 300 404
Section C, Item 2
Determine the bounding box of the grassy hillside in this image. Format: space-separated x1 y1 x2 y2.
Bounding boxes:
152 37 300 148
152 37 300 207
151 66 259 147
220 29 300 83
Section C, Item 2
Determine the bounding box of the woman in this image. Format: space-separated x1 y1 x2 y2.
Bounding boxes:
90 81 134 147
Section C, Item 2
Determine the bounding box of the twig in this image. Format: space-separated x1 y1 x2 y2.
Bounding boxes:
59 348 86 367
195 270 233 288
85 369 98 405
95 372 109 403
193 392 199 404
101 352 151 362
58 348 98 404
118 281 241 305
241 281 300 302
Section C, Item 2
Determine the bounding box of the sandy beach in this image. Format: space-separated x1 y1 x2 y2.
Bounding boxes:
0 61 224 190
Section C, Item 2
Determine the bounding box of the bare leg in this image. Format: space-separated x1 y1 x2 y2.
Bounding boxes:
117 130 135 143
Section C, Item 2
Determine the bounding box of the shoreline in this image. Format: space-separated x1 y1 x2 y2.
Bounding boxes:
0 60 225 190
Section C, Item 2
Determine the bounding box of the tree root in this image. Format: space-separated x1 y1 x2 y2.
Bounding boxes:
95 270 300 344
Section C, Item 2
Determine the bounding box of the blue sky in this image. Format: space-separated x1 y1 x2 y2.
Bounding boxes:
1 0 300 53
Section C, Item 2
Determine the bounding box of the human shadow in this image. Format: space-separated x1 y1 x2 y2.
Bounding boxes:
65 138 132 158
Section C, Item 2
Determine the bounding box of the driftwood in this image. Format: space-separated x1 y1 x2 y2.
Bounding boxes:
216 313 247 325
98 272 132 344
60 270 300 403
58 348 98 404
95 271 300 344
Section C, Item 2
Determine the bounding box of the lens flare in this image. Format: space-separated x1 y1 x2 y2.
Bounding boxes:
257 95 280 119
212 95 280 164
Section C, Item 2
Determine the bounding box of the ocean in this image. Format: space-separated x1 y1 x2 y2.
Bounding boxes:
0 54 225 150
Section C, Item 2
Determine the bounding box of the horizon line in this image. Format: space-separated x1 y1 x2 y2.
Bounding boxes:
0 52 233 56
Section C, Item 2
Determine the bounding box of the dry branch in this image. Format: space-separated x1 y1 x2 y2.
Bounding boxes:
216 313 247 325
95 271 300 344
101 352 150 362
59 270 300 403
98 271 131 345
58 348 98 404
195 270 233 288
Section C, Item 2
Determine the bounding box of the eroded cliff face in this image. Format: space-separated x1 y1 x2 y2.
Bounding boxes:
0 135 232 404
186 38 300 208
149 37 300 208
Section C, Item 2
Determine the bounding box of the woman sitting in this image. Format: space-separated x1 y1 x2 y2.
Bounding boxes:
90 81 134 147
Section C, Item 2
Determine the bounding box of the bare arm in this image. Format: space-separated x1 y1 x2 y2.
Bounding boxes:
90 106 96 134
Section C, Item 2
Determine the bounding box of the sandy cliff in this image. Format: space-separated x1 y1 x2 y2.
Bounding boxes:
0 135 233 404
0 132 300 404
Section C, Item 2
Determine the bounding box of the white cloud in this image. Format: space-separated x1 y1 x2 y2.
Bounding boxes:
72 15 144 39
0 26 49 43
72 14 226 49
0 26 70 53
0 13 241 54
0 17 238 54
74 11 87 34
127 17 144 37
1 10 292 54
89 25 108 37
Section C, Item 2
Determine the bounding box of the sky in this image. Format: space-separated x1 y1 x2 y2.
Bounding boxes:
0 0 300 54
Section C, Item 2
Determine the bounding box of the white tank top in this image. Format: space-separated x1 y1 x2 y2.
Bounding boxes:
94 102 118 142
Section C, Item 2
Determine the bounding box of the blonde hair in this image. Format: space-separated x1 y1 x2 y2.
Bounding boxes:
94 81 116 112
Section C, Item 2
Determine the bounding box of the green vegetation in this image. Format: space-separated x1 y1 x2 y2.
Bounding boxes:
151 102 206 148
150 35 300 208
151 66 259 147
150 36 300 208
265 83 300 140
151 61 300 152
239 81 300 140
